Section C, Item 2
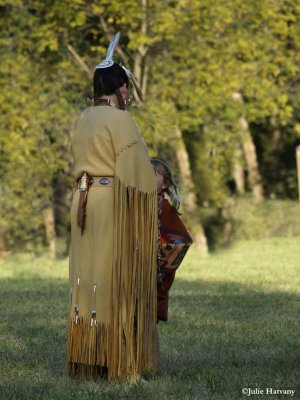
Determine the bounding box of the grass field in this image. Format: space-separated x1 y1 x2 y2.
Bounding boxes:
1 237 300 399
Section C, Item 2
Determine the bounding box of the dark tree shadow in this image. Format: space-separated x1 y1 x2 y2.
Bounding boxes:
1 276 300 399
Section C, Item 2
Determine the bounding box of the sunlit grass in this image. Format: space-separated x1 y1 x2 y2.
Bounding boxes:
1 237 300 399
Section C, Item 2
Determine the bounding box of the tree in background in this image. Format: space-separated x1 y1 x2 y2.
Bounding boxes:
0 0 85 255
1 0 300 255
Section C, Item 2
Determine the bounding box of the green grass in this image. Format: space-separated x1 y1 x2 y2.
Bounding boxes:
1 237 300 399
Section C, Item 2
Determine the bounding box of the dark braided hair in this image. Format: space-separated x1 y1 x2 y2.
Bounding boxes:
93 63 129 110
150 158 181 211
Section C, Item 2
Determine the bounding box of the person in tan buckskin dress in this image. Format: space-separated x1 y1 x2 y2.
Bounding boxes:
66 33 158 382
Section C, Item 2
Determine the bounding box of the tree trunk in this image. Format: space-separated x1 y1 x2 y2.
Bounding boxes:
296 146 300 203
53 173 72 255
174 126 208 254
240 117 264 202
233 145 245 195
43 206 56 258
132 0 148 101
133 51 143 100
142 59 149 96
269 111 281 189
232 92 264 202
0 233 10 258
174 126 198 211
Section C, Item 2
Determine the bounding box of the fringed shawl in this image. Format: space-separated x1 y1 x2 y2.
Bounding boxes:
109 119 158 380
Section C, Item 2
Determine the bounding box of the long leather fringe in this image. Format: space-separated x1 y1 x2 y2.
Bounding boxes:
67 317 109 379
108 175 158 381
66 174 158 382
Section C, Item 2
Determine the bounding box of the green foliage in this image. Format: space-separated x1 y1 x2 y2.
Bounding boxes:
150 0 300 205
1 0 300 248
0 1 85 246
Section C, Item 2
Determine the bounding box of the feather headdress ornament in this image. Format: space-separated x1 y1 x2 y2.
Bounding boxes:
95 31 121 69
95 31 143 101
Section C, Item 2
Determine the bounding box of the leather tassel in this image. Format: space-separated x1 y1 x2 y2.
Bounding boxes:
77 173 90 236
77 191 88 235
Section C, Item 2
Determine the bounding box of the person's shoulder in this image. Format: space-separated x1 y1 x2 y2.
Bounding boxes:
112 109 138 125
109 110 141 137
74 106 95 126
75 106 129 126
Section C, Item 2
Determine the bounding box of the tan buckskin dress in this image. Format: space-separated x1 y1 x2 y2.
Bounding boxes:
66 106 158 381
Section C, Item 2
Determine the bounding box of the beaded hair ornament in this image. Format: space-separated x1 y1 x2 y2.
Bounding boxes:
95 31 143 101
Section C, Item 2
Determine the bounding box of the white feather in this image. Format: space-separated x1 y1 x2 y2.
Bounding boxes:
106 31 121 61
95 31 121 69
121 65 133 79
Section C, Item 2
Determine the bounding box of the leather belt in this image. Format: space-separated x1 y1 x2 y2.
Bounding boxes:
76 174 114 236
75 176 114 189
